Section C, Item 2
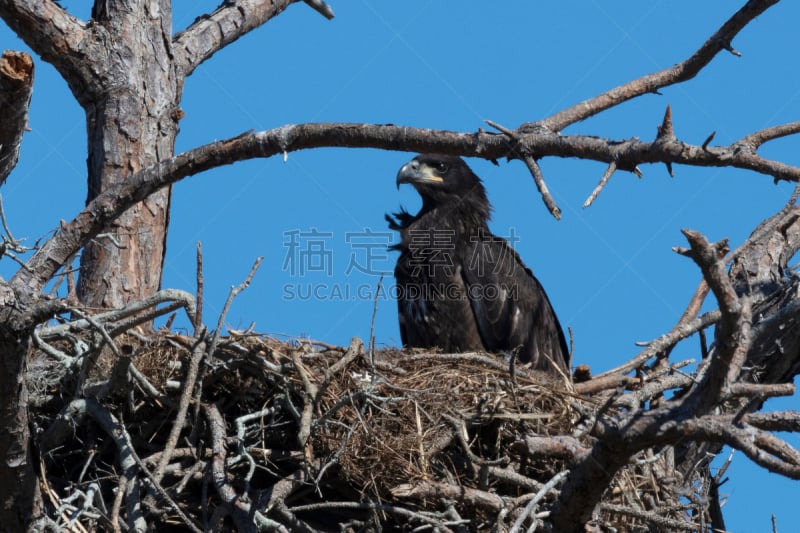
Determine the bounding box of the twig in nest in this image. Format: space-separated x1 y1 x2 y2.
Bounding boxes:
391 480 504 512
512 436 589 465
443 413 508 467
31 327 74 364
289 501 457 532
509 470 568 533
194 241 203 334
369 274 383 373
233 407 280 493
40 289 197 340
57 482 106 529
591 309 720 381
599 503 700 531
205 403 283 532
129 364 175 408
110 477 127 533
152 333 207 485
209 256 263 357
406 352 511 372
70 307 122 358
292 350 320 448
326 336 364 377
486 466 543 492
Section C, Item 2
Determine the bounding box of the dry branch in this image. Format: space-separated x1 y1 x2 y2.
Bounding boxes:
535 0 778 132
0 50 33 186
174 0 308 77
16 105 800 303
583 161 617 208
739 121 800 150
522 155 561 219
391 480 505 512
681 230 751 402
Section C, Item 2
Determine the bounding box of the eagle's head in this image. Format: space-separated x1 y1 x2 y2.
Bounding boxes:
396 154 487 209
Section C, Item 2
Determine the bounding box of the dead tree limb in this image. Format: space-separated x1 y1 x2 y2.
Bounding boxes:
0 50 33 186
15 108 800 305
535 0 777 132
174 0 306 77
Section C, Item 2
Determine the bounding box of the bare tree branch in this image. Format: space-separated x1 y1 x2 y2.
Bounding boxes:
583 161 617 209
511 436 589 464
39 399 149 532
554 228 761 530
391 480 505 512
0 51 33 186
205 403 259 533
12 118 800 303
746 410 800 432
0 1 86 69
509 470 568 533
173 0 326 77
739 121 800 150
152 335 207 486
39 289 197 339
681 230 751 402
535 0 778 132
522 155 561 219
678 416 800 479
590 308 720 381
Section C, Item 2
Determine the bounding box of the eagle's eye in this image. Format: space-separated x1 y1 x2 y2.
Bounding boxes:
435 162 448 173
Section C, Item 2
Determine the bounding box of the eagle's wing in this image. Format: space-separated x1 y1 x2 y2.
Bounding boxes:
393 243 484 353
461 236 569 372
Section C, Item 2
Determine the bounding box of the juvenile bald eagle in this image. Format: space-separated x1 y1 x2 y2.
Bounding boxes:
386 154 569 374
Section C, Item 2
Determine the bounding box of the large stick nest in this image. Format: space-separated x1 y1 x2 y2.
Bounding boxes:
28 330 715 532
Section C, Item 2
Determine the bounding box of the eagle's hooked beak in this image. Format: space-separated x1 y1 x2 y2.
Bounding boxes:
396 159 444 189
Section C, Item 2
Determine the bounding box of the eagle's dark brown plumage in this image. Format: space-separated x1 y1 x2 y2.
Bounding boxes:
387 154 569 373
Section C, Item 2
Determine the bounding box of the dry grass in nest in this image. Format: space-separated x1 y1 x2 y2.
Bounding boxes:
307 351 578 499
29 330 713 531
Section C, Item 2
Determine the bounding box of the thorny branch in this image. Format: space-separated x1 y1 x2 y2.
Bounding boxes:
12 111 800 299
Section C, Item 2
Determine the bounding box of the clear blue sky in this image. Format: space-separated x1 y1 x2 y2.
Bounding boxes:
2 2 799 530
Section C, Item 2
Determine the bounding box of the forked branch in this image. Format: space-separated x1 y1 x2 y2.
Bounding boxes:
173 0 333 77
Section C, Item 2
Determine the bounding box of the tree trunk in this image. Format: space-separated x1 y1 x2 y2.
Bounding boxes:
0 280 39 530
76 0 181 310
0 334 38 531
